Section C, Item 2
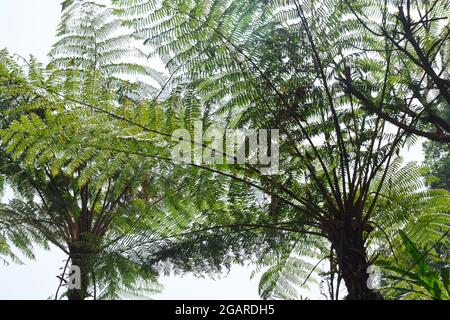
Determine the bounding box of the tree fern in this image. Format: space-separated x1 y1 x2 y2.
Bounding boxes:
111 0 450 300
1 0 448 301
0 50 192 299
51 0 166 96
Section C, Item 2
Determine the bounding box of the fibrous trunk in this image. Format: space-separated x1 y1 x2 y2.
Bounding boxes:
325 218 383 300
67 239 94 300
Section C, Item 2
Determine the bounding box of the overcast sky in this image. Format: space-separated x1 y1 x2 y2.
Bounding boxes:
0 0 424 300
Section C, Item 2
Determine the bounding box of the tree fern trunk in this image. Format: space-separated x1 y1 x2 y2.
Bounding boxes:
326 220 383 300
67 240 93 300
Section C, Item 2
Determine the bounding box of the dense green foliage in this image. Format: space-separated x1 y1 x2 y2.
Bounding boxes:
0 50 166 299
0 0 449 300
112 0 450 299
379 230 450 300
423 108 450 191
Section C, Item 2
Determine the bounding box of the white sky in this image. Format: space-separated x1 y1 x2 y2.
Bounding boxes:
0 0 424 300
